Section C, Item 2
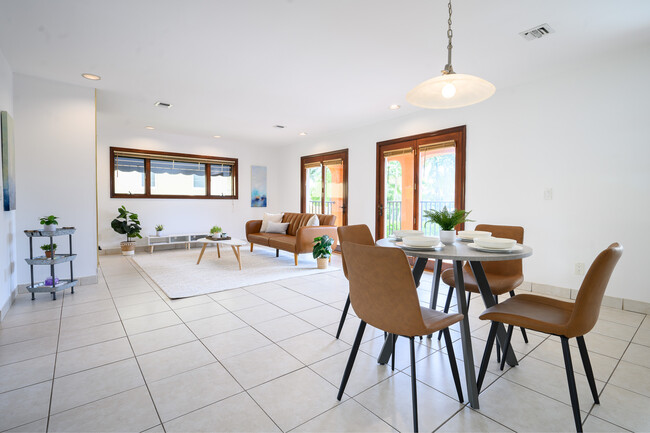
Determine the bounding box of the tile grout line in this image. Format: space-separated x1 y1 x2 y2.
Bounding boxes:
45 289 66 433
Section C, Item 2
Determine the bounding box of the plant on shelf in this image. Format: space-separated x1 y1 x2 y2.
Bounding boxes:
40 243 57 258
155 224 164 237
111 206 142 256
423 206 473 245
210 225 222 238
39 215 59 232
313 235 333 269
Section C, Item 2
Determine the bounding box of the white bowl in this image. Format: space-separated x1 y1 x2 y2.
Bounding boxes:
474 236 516 249
402 236 440 247
393 230 424 238
458 230 492 240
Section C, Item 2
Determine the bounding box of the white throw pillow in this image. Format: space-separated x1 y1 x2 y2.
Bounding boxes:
306 215 320 227
261 212 283 232
265 222 289 234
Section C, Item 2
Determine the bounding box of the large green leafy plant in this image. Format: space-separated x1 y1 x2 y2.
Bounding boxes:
313 235 333 259
111 206 142 241
424 206 473 231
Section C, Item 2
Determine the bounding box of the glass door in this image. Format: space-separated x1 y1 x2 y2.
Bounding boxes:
378 145 415 237
418 141 456 236
304 162 323 214
301 149 348 227
323 158 345 227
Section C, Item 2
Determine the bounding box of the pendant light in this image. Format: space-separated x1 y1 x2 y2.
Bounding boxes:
406 0 495 109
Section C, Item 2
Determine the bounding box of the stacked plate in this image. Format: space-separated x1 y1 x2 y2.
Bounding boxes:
468 236 522 253
457 230 491 242
401 236 443 250
391 230 423 240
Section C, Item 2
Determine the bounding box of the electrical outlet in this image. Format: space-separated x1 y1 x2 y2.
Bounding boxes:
544 188 553 200
574 262 585 275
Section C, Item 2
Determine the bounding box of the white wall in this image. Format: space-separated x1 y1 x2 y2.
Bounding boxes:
0 49 16 318
14 74 97 285
97 113 282 250
278 45 650 303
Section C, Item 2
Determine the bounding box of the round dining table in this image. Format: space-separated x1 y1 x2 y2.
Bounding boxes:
376 237 533 409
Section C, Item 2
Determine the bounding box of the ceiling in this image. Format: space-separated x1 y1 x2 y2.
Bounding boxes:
0 0 649 146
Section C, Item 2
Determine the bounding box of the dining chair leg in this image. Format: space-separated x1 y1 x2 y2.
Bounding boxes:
335 295 351 339
409 337 419 433
477 321 498 392
561 336 583 432
576 336 600 404
443 328 464 402
499 324 514 371
337 320 366 400
509 290 529 343
391 334 398 371
438 287 455 341
494 295 501 364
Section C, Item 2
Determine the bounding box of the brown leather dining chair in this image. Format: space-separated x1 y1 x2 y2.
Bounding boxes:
438 224 528 359
335 224 375 339
337 242 465 433
476 243 623 432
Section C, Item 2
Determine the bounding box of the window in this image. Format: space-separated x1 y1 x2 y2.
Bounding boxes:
300 149 348 227
110 147 238 199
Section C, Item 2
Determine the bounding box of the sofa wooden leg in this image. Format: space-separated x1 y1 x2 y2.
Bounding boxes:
250 244 254 252
294 253 298 266
329 256 331 263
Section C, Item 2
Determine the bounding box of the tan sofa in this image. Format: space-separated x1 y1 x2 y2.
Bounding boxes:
245 213 338 265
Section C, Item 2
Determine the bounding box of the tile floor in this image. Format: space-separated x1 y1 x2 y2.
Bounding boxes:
1 252 648 432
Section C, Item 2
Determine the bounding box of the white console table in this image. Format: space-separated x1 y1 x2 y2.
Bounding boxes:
147 233 210 253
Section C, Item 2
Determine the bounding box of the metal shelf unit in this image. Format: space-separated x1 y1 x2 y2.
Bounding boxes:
24 227 78 300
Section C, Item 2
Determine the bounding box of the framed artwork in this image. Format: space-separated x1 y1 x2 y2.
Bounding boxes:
251 165 267 207
1 111 16 211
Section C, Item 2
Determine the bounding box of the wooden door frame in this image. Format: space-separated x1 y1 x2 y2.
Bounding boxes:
300 148 349 226
375 125 466 240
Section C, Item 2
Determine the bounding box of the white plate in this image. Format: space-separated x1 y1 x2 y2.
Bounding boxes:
458 230 491 241
398 242 444 251
468 243 523 253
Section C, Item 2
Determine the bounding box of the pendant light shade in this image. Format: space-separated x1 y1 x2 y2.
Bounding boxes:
406 73 495 109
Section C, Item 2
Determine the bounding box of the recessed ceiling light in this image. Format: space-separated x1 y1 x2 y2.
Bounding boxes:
213 135 221 138
145 126 155 130
273 125 286 129
299 132 308 136
389 104 401 110
154 101 172 108
81 73 101 81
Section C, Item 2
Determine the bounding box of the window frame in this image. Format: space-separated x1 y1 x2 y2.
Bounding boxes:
110 147 238 199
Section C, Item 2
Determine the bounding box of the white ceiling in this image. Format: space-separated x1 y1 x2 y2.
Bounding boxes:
0 0 649 146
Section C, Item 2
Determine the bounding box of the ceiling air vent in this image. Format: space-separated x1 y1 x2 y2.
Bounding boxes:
154 101 172 108
519 24 555 41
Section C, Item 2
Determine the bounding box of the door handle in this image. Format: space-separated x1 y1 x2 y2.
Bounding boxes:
378 205 383 216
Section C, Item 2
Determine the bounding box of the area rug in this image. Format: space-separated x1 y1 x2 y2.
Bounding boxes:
131 247 339 299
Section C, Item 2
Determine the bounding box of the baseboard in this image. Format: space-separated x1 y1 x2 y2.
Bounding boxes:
0 288 17 322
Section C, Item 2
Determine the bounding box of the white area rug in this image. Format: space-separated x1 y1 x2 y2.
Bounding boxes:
131 246 338 299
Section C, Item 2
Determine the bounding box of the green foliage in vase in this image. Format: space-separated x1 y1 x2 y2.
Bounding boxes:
111 206 142 241
155 224 164 232
40 243 57 251
423 206 473 231
39 215 58 226
312 235 333 259
210 225 222 234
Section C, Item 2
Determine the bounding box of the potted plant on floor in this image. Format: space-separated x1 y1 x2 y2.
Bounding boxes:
111 206 142 255
424 206 473 245
39 215 58 233
40 243 57 258
313 235 333 269
155 224 164 237
210 225 222 239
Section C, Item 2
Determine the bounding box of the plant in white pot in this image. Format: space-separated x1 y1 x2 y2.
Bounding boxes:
423 207 473 245
312 235 333 269
155 224 164 237
39 215 58 232
111 206 142 255
209 225 222 239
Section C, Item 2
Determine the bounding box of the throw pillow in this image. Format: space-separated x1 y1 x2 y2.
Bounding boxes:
265 222 289 234
261 212 283 232
306 214 320 226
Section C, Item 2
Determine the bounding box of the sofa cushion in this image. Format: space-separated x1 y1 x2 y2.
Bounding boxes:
318 214 336 226
268 235 297 253
248 232 284 246
261 212 283 232
282 213 315 236
266 222 289 234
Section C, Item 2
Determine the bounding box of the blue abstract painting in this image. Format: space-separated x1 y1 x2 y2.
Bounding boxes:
1 111 16 211
251 165 267 207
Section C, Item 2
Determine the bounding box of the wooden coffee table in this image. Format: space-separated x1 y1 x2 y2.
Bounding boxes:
196 237 248 270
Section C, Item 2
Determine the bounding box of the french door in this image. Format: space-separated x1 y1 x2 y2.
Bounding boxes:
301 149 348 227
376 126 466 240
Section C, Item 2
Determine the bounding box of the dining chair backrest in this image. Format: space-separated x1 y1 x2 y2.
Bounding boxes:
566 242 623 338
337 224 375 280
341 242 426 336
471 224 524 277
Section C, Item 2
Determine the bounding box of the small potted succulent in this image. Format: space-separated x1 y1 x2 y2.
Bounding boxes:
424 206 473 245
40 215 58 233
40 243 57 258
155 224 164 237
111 206 142 255
210 225 222 239
313 235 333 269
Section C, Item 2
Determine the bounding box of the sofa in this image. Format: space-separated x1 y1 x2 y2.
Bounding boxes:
245 212 338 265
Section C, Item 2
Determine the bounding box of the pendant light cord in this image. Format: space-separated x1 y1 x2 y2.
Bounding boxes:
443 0 455 75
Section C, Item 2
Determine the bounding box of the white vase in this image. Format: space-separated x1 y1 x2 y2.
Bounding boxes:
440 230 456 245
43 224 56 232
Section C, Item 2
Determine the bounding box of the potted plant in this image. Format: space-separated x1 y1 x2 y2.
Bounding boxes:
40 215 58 233
155 224 164 237
40 243 57 258
210 225 222 239
423 206 473 245
111 206 142 255
313 235 333 269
